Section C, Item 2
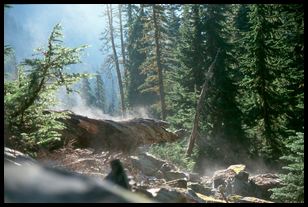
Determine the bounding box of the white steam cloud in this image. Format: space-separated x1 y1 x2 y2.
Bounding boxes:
51 88 151 121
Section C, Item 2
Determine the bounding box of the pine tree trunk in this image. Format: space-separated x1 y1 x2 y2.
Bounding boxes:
186 49 221 157
107 4 126 116
153 5 167 120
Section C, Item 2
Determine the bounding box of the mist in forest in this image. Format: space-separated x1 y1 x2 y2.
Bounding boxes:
4 4 121 110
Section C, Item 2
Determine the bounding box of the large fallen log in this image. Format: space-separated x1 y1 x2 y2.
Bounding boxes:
53 111 180 153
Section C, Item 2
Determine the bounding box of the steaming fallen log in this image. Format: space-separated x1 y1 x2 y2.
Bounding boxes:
53 111 180 152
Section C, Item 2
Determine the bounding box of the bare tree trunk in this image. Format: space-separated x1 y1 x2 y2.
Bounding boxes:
106 4 126 116
153 5 167 120
186 49 221 157
118 4 128 93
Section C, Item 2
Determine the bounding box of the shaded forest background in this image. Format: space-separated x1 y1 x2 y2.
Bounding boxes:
4 4 304 202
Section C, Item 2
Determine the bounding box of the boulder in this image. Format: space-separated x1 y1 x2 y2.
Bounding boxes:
212 164 254 198
249 173 281 200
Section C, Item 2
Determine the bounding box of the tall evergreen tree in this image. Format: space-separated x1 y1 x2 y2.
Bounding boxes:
270 131 304 203
233 4 298 160
80 77 95 107
4 24 88 154
94 72 106 112
166 4 205 129
139 4 171 120
191 4 246 172
125 4 155 110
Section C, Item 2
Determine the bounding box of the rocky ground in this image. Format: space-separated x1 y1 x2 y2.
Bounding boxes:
5 145 281 203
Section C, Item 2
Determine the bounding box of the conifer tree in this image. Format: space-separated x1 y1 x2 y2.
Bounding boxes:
233 4 299 160
125 4 154 110
94 72 106 112
4 24 88 154
139 4 171 120
270 131 304 203
80 77 95 107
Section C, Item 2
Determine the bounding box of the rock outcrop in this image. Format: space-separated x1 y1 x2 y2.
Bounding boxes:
249 173 282 200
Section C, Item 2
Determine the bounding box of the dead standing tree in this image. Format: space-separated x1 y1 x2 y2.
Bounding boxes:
186 49 221 157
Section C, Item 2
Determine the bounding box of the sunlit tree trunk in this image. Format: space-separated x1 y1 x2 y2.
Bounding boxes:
118 4 128 94
106 4 126 116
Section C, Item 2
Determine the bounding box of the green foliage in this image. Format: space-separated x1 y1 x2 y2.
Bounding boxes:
270 131 304 203
4 23 88 155
149 140 197 171
232 4 304 160
138 4 171 119
125 4 155 109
